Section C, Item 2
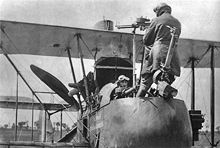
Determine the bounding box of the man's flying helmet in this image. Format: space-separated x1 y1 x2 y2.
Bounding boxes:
153 3 172 17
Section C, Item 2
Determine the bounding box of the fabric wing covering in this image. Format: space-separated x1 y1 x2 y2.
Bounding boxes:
0 20 220 68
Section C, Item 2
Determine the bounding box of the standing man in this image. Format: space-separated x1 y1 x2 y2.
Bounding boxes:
136 3 181 97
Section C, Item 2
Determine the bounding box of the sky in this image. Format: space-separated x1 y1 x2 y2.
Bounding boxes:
0 0 220 41
0 0 220 131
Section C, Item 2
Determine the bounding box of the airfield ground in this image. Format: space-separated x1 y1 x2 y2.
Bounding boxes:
0 128 219 147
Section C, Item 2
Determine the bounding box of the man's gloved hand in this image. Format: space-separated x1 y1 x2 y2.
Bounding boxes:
68 88 79 97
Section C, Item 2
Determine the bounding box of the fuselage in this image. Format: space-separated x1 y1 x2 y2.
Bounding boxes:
85 97 192 148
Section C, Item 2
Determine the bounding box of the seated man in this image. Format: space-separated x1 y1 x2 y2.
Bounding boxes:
112 75 133 100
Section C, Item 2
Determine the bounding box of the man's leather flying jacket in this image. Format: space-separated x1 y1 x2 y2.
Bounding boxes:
141 12 181 77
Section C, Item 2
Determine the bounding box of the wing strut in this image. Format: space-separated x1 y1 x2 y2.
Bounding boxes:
0 46 50 142
65 36 83 116
76 33 90 105
210 45 215 147
0 26 48 114
189 57 202 146
190 57 196 110
189 44 219 147
0 48 48 113
15 73 18 141
132 28 137 89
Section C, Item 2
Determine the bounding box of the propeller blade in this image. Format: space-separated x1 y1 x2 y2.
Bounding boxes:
30 64 79 111
58 126 77 142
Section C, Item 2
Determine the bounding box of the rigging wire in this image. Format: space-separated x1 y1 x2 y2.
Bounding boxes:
175 73 191 104
185 75 190 103
78 35 95 59
175 70 192 89
18 128 23 141
172 68 188 88
45 93 77 125
202 132 213 147
197 70 209 115
0 27 71 97
1 48 59 106
1 26 77 124
0 27 36 70
0 28 52 93
183 74 191 103
193 45 211 67
200 46 219 67
184 75 191 88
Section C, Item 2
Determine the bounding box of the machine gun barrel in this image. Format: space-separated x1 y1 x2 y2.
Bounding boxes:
115 24 139 29
116 17 151 30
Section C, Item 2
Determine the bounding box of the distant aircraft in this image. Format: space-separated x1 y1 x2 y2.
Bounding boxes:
0 20 219 148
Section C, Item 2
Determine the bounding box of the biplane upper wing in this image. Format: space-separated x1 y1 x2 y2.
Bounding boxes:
0 20 220 68
177 38 220 68
0 20 142 61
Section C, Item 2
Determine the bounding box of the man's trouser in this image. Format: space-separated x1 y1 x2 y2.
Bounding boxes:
136 73 153 97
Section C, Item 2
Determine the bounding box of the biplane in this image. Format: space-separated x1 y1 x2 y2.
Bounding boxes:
0 20 220 148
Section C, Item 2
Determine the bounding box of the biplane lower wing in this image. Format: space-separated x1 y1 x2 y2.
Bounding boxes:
0 20 220 67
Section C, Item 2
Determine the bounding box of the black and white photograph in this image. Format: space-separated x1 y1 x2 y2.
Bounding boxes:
0 0 220 147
